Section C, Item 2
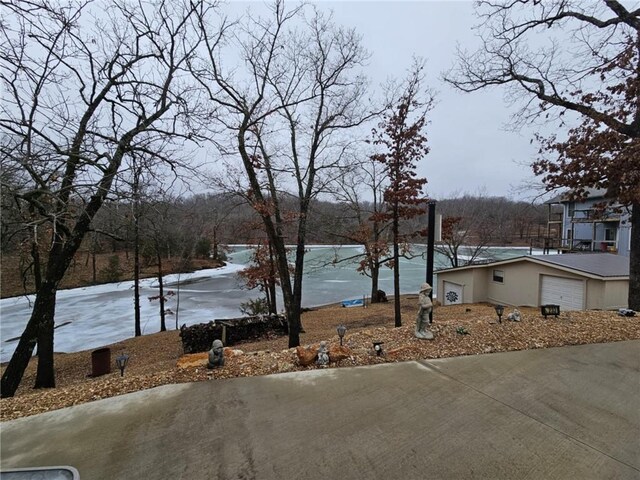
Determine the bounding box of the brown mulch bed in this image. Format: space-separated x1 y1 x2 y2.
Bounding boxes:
1 298 638 421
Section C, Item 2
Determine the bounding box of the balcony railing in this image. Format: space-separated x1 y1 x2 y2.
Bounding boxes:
569 208 621 222
565 239 618 253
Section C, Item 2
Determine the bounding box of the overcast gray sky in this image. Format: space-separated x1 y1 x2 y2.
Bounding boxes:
210 1 555 202
321 1 544 201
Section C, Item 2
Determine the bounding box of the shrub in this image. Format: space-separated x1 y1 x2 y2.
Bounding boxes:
100 255 121 282
239 297 269 316
194 237 211 259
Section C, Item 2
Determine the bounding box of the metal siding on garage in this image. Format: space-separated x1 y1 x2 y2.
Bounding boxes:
540 275 584 310
443 281 463 305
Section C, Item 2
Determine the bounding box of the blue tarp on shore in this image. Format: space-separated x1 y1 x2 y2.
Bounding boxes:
341 298 364 308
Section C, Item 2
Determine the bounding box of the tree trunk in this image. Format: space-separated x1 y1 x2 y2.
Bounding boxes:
34 281 56 388
268 281 277 315
393 214 401 327
369 222 382 303
293 243 306 334
1 318 38 397
91 249 97 284
133 214 141 336
1 281 57 397
267 242 278 315
370 262 380 303
31 238 42 291
629 204 639 310
269 213 301 347
262 280 272 315
175 272 181 330
157 250 166 332
273 238 299 347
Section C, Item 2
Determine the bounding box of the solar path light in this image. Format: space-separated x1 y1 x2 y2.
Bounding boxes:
116 353 130 377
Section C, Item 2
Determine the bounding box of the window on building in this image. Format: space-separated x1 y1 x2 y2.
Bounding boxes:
605 228 616 241
492 269 504 283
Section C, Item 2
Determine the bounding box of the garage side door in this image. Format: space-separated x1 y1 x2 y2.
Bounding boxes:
443 281 463 305
540 275 584 310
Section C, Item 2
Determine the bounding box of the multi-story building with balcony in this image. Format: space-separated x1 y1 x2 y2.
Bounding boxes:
545 188 632 257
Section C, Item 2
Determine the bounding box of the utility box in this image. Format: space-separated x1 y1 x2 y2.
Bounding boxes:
91 347 111 377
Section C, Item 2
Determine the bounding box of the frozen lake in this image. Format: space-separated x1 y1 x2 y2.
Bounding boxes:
0 245 539 362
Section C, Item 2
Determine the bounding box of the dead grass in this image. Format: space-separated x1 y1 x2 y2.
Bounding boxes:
0 252 222 299
2 298 639 421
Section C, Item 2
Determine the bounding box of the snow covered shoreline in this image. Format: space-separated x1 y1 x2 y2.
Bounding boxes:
0 262 246 363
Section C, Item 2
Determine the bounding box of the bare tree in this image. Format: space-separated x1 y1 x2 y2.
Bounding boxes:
192 2 373 347
184 192 242 262
436 205 493 268
330 158 392 303
142 196 179 334
0 0 206 397
445 0 640 309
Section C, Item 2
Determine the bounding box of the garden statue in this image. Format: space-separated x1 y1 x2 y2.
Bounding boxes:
207 339 225 368
507 308 522 322
316 341 330 366
415 283 434 340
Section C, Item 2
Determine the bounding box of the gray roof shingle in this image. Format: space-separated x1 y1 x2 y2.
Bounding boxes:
436 253 629 278
533 253 629 277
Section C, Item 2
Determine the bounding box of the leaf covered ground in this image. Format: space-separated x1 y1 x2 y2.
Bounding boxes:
2 298 638 421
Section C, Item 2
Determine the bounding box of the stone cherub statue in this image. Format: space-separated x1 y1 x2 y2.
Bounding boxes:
415 283 434 340
316 341 330 366
207 339 225 368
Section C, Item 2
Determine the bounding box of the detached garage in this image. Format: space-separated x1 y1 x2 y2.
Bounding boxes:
436 253 629 311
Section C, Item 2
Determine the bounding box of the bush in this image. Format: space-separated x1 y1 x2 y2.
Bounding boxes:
100 255 120 282
194 237 211 259
239 297 269 316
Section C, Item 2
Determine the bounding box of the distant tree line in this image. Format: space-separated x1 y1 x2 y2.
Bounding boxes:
2 190 549 267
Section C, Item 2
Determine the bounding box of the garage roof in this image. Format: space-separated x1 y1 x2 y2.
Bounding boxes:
534 253 629 277
436 253 629 279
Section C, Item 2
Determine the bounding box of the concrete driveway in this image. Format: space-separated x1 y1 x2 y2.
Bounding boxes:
1 341 639 479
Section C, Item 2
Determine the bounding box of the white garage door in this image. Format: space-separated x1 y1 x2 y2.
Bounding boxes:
540 275 584 310
443 281 463 305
